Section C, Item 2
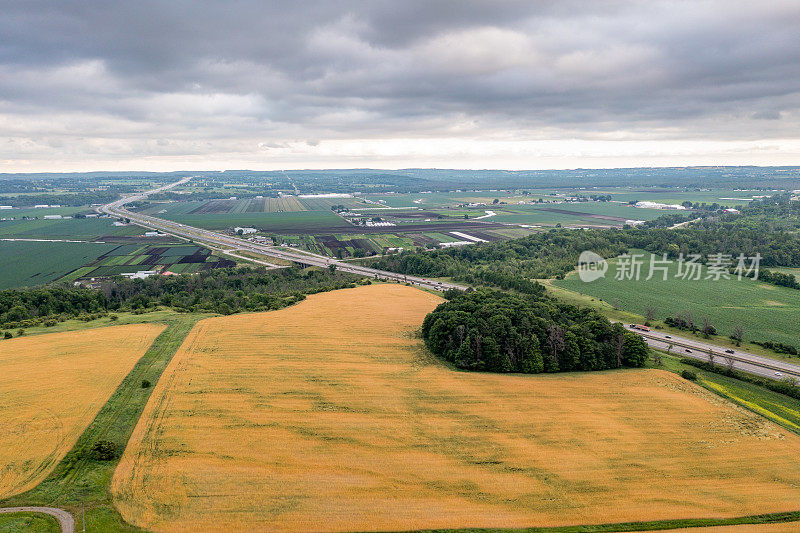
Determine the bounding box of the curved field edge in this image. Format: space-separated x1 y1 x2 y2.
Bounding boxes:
0 323 166 499
111 285 800 533
0 314 206 532
0 511 60 533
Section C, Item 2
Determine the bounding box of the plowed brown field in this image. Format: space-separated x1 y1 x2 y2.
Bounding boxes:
112 285 800 532
0 323 164 498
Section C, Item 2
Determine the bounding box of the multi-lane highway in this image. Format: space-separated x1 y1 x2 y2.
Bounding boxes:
101 178 800 380
99 178 466 292
626 324 800 380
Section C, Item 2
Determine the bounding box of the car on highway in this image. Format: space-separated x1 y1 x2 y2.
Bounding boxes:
725 349 734 354
776 372 783 377
665 335 671 339
685 349 692 353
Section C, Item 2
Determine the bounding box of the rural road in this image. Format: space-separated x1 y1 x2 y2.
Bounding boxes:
99 177 467 292
0 507 74 533
626 324 800 380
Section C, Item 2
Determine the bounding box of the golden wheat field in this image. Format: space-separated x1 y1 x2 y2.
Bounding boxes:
0 323 164 498
112 284 800 532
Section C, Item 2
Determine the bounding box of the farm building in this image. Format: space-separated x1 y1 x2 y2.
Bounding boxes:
235 227 258 234
634 201 687 210
121 270 159 280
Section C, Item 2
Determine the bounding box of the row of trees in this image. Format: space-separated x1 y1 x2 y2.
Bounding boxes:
0 266 364 327
422 289 649 374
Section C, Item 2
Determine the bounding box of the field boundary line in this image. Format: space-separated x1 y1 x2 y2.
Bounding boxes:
0 506 74 533
398 509 800 532
0 316 202 531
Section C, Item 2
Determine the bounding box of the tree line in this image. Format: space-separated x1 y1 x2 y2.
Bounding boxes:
0 191 120 208
422 289 649 373
0 266 365 329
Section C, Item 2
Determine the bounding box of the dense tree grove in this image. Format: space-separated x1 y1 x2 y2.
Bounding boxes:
0 266 363 328
750 268 800 290
370 196 800 292
422 290 649 373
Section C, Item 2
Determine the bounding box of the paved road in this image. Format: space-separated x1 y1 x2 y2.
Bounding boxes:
99 178 467 292
625 324 800 380
0 506 74 533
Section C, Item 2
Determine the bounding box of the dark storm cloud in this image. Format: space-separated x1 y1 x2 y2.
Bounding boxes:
1 1 799 168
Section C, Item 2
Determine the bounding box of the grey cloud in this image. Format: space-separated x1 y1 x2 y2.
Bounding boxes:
1 1 799 168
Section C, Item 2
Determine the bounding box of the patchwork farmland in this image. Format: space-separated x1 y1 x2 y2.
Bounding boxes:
112 285 800 532
68 243 236 281
0 324 164 498
0 240 119 290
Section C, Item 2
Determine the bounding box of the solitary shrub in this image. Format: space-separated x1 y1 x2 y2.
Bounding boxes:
681 370 698 381
44 319 57 327
2 331 11 339
109 314 119 321
141 379 151 388
90 440 118 461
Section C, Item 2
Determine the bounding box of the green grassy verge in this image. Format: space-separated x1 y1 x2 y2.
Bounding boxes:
2 308 184 338
409 510 800 532
553 250 800 351
0 313 206 532
650 352 800 434
0 512 60 532
542 279 800 363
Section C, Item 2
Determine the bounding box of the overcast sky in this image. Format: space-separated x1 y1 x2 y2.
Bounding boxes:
1 1 799 172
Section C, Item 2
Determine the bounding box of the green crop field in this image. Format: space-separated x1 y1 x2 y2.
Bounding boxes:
0 240 119 289
0 511 60 532
361 188 759 218
555 250 800 349
0 218 141 240
576 187 769 206
485 202 667 226
72 243 232 281
773 267 800 282
141 196 309 216
298 196 368 210
140 201 200 216
162 210 350 233
0 206 90 218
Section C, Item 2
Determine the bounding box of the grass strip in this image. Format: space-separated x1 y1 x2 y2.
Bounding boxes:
0 313 205 532
680 357 800 400
0 512 60 533
405 510 800 532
